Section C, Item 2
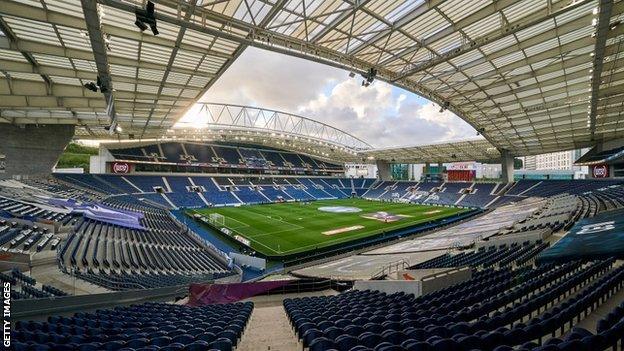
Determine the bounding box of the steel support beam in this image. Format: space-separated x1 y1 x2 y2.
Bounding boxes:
80 0 116 133
589 0 614 141
393 0 593 81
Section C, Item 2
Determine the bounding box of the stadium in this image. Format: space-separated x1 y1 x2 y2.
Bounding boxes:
1 0 624 350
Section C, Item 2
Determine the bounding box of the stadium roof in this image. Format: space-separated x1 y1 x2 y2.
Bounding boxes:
0 0 623 160
360 139 501 164
165 103 371 162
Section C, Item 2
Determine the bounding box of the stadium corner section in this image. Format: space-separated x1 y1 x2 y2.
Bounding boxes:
182 200 483 265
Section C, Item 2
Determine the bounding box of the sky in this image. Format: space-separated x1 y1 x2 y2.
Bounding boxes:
177 47 478 148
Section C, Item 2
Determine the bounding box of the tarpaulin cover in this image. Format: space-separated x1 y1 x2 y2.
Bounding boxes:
187 280 293 306
538 209 624 263
46 198 145 230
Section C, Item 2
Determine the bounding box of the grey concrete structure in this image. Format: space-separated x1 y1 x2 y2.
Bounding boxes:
0 124 74 179
500 149 515 183
376 160 391 181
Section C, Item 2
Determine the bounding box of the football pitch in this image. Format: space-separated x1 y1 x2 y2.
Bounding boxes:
190 198 468 257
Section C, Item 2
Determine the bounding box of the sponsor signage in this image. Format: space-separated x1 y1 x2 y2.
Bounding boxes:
592 164 609 178
111 162 130 174
233 235 251 246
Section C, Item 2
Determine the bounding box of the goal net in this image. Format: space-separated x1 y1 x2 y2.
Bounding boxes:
208 213 225 227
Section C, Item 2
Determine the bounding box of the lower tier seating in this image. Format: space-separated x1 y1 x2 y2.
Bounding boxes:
12 301 253 351
284 259 624 351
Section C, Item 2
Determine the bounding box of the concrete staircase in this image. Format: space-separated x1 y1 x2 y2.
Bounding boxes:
237 305 300 351
237 290 338 351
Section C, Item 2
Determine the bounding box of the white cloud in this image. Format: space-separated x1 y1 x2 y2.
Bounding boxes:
196 47 343 111
180 47 476 147
298 79 476 147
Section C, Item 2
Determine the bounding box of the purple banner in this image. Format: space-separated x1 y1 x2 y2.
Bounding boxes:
46 198 145 230
187 280 293 306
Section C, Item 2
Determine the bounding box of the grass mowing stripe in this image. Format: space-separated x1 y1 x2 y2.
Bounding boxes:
194 198 468 257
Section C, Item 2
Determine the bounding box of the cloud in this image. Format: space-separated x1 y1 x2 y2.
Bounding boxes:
180 47 476 147
298 79 477 147
196 47 344 111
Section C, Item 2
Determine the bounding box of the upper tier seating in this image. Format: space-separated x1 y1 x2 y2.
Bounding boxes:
261 150 287 167
12 301 253 351
212 145 242 164
184 142 217 162
143 144 164 161
161 142 187 163
109 146 149 161
281 152 306 168
238 147 267 167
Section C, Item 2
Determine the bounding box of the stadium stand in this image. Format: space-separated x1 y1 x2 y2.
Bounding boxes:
12 301 253 351
57 204 231 289
413 241 549 269
285 259 624 351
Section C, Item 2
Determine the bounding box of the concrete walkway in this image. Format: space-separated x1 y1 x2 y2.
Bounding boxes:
237 290 338 351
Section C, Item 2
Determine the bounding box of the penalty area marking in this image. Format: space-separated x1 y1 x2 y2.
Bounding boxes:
424 210 443 215
323 225 365 236
221 216 250 230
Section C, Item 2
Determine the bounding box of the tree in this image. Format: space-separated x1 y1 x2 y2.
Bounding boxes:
56 142 99 171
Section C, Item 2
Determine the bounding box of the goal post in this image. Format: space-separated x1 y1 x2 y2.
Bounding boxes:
208 213 225 227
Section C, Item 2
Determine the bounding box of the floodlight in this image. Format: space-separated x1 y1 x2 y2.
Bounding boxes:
84 82 98 92
135 1 158 35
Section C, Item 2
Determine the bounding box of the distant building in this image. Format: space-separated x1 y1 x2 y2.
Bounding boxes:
345 163 377 178
519 149 589 179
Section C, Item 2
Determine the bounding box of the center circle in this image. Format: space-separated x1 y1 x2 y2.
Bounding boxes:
318 206 362 213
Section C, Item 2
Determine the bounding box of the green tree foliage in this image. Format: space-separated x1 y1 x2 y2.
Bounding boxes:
56 143 99 171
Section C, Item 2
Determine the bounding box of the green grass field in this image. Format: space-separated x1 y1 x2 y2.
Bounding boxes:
190 198 467 257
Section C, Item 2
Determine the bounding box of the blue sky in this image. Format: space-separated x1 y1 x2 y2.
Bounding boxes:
180 47 477 148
